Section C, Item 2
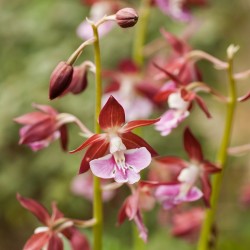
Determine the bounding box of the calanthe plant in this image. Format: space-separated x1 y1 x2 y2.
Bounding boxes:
15 1 250 250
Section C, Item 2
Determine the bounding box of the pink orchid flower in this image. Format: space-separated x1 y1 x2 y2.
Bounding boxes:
71 96 159 183
103 59 160 120
155 0 207 22
14 104 68 151
156 127 220 206
118 183 155 242
154 183 203 209
17 194 90 250
171 207 205 242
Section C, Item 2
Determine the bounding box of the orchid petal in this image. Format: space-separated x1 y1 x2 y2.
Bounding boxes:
79 140 109 174
23 232 50 250
114 168 129 183
17 193 50 225
121 132 158 157
14 112 50 125
127 170 141 184
99 96 125 130
90 154 115 179
200 174 212 207
160 29 186 54
63 227 90 250
47 234 63 250
32 103 58 116
121 118 160 133
184 127 203 162
134 211 148 242
195 95 212 118
19 118 56 144
59 125 68 151
125 147 152 173
70 133 106 153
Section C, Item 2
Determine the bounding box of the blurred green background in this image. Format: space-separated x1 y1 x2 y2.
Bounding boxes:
1 0 250 249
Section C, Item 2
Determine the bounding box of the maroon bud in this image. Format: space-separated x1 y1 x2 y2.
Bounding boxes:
67 65 88 95
115 8 138 28
49 61 73 100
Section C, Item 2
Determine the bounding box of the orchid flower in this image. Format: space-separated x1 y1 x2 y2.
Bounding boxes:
17 194 90 250
71 96 159 184
14 104 69 151
171 207 205 241
102 59 160 120
155 127 220 206
154 183 203 209
155 0 207 22
118 183 155 242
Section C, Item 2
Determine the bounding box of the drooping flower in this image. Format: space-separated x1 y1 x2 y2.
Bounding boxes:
171 207 205 241
152 31 211 135
71 96 159 184
17 194 90 250
155 127 220 206
118 183 155 242
155 0 207 22
14 104 69 151
102 59 160 120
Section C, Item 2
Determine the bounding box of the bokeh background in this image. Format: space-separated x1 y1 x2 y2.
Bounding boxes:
1 0 250 249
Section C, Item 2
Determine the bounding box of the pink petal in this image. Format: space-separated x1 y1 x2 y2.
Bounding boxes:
134 211 148 242
23 232 50 250
155 0 192 22
126 169 141 184
114 168 128 183
125 148 152 172
90 154 115 179
63 227 90 250
32 103 58 116
14 112 50 125
99 96 125 130
47 234 63 250
17 194 50 225
184 127 203 162
155 109 189 136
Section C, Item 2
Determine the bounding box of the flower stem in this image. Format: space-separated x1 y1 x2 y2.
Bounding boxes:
91 23 103 250
132 0 151 67
197 53 237 250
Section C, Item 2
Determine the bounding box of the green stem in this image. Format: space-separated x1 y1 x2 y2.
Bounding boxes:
92 24 103 250
132 0 151 67
197 57 237 250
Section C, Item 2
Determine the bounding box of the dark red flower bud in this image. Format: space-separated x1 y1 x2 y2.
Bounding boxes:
115 8 138 28
49 61 73 100
67 65 88 95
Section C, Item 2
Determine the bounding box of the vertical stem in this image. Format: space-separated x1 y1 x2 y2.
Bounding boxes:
197 58 237 250
92 24 103 250
132 0 151 67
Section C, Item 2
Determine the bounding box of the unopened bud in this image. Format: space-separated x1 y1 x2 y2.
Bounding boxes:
49 61 73 100
115 8 138 28
67 65 88 95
